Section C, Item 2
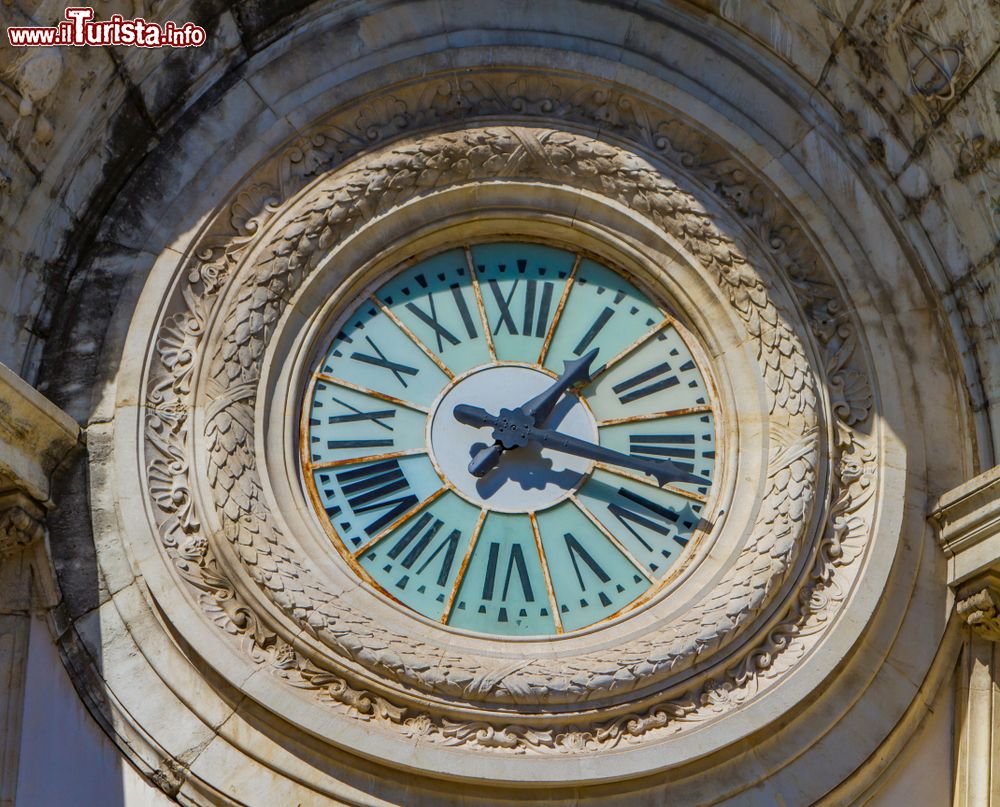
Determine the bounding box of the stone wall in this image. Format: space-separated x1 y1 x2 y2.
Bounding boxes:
0 2 997 805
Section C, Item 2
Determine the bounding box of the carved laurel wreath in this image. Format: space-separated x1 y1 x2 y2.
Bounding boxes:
144 71 875 754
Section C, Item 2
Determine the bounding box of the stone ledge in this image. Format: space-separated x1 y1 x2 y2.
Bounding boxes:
0 361 79 504
930 464 1000 585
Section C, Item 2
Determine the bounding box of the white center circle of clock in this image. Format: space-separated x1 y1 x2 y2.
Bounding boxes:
427 364 597 513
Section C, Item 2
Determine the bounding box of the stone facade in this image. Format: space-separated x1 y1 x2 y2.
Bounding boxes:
1 1 999 804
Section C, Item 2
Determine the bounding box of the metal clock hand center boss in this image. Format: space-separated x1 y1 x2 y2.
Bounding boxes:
428 364 598 512
490 408 534 450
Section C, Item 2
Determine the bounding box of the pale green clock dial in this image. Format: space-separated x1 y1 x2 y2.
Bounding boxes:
304 242 717 637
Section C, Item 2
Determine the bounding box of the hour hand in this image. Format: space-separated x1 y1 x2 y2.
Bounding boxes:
453 404 497 430
520 348 599 424
455 406 531 477
468 444 504 477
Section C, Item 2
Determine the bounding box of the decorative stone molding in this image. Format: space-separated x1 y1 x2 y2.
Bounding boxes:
932 471 1000 803
0 362 78 807
931 465 1000 586
0 362 79 505
0 362 78 614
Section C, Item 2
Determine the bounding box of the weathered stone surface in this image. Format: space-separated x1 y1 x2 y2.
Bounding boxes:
0 1 998 804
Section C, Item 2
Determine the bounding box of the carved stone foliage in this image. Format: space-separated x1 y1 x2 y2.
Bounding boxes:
141 70 877 756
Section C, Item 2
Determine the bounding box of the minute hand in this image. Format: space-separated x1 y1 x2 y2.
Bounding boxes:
527 426 709 487
452 404 709 488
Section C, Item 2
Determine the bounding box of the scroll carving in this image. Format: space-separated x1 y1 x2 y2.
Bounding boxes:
957 584 1000 642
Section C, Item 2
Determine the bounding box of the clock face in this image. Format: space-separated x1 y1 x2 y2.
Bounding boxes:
303 242 717 637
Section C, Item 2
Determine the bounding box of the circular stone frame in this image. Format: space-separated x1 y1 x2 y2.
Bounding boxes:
134 123 839 782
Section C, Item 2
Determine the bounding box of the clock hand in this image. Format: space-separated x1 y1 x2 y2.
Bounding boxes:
453 404 710 488
521 348 599 422
466 349 599 477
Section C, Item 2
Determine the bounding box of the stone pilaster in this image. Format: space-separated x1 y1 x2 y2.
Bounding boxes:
932 475 1000 807
0 363 79 807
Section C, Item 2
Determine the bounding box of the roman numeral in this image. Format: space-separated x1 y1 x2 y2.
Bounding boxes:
572 306 614 356
336 459 418 536
521 278 554 338
350 336 419 387
321 395 395 450
629 434 696 472
405 296 459 352
608 487 679 552
612 362 679 404
480 542 535 602
451 283 479 340
417 529 461 587
399 283 478 353
564 532 611 590
326 399 394 428
486 276 555 338
487 279 518 335
386 512 462 587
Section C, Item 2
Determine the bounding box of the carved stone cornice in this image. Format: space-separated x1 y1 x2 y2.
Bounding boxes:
0 361 79 505
931 465 1000 586
955 572 1000 642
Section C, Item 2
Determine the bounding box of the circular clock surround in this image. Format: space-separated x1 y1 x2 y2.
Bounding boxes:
244 159 817 776
112 101 905 789
299 241 720 638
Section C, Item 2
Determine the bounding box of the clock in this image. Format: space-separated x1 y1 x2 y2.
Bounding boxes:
302 241 717 637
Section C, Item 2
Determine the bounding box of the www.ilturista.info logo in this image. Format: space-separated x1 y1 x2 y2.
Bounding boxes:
7 6 206 48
